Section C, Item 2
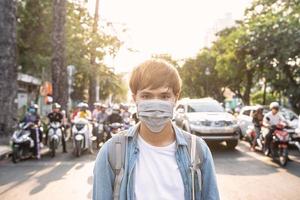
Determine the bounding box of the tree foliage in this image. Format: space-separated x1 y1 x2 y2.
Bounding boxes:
16 0 124 105
180 0 300 113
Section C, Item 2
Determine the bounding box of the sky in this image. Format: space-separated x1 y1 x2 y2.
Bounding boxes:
88 0 252 73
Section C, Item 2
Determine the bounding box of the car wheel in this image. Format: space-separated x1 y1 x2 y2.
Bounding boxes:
226 140 238 150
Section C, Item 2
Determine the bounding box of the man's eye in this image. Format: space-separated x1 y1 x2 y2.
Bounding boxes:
141 94 150 99
161 95 171 99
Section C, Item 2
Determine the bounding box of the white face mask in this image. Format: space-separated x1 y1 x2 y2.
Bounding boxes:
137 99 174 133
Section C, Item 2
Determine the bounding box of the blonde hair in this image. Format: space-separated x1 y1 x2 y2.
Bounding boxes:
129 59 182 95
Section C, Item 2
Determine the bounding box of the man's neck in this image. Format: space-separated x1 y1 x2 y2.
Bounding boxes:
139 122 176 147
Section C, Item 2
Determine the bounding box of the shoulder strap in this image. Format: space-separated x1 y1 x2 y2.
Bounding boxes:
107 131 128 200
182 131 203 197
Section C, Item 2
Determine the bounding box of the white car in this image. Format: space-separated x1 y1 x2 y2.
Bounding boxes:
174 98 240 149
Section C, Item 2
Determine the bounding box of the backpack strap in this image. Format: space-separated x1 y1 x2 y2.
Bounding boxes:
182 131 203 197
108 131 128 200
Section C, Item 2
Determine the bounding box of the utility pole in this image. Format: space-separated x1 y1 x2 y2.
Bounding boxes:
88 0 100 106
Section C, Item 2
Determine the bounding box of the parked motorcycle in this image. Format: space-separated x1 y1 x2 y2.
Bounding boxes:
72 118 95 157
11 122 41 163
48 121 62 157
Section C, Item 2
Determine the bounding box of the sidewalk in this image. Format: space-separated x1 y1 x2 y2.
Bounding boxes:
0 145 11 160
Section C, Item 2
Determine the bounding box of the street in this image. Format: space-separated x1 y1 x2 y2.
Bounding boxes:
0 141 299 200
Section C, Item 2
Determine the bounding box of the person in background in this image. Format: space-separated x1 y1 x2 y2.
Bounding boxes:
47 103 67 153
121 105 131 120
76 102 92 120
107 104 123 124
250 105 264 151
263 102 286 155
92 102 102 121
21 104 43 157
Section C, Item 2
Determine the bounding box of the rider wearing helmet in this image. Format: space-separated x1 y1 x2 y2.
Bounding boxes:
47 103 67 152
121 105 131 120
92 102 102 121
96 104 108 123
250 105 264 151
76 102 92 120
21 104 42 157
263 102 285 154
107 104 123 124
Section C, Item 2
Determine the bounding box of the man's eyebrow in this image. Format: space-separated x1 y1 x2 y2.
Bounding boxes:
139 91 152 95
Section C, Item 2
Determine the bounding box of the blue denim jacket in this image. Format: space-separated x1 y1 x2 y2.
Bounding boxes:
93 123 220 200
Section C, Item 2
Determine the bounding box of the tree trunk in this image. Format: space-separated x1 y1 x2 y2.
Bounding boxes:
0 0 18 139
262 78 267 105
51 0 68 111
88 0 100 107
242 69 253 105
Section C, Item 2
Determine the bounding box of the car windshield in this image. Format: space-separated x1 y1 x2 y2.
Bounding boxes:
187 101 224 112
281 109 298 121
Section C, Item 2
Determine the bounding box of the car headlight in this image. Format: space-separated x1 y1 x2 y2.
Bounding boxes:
190 120 203 126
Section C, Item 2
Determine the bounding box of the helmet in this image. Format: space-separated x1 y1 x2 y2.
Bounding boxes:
28 104 38 113
270 102 279 109
93 102 101 107
78 102 88 108
112 104 120 111
53 103 61 109
123 105 129 110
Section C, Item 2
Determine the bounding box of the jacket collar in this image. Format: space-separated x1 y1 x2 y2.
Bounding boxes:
127 122 188 146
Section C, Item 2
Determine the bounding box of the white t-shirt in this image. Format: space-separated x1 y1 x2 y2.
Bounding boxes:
263 111 285 126
134 135 185 200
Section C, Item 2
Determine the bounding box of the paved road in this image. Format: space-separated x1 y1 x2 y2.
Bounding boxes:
0 141 299 200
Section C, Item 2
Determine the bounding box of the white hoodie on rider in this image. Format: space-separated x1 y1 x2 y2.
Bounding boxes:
263 111 285 127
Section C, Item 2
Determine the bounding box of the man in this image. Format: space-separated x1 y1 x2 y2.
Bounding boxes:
76 102 92 120
250 105 264 151
93 60 219 200
121 105 131 120
21 104 42 157
263 102 285 155
95 104 107 122
47 103 67 153
92 102 102 121
107 104 123 124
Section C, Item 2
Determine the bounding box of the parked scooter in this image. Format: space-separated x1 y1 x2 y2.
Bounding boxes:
72 118 95 157
48 121 62 157
11 122 41 163
246 123 290 166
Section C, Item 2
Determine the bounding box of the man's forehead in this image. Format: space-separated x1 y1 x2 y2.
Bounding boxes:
138 87 173 94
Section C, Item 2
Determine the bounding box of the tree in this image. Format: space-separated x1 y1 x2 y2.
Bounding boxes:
180 49 225 101
88 0 100 106
243 0 300 112
17 0 52 78
0 0 18 137
51 0 68 110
